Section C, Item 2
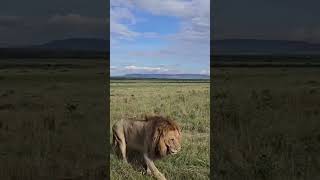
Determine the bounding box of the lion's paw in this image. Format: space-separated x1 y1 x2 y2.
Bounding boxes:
146 168 152 176
155 173 167 180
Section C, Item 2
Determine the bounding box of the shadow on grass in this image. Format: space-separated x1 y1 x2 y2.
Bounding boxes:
111 143 147 173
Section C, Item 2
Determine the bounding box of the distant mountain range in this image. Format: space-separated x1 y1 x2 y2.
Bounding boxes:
212 39 320 55
28 38 108 51
0 38 108 58
3 38 320 55
27 38 320 54
4 38 320 54
2 38 320 59
113 74 210 80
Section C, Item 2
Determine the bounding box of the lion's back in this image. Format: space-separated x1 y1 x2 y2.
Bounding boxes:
113 118 149 150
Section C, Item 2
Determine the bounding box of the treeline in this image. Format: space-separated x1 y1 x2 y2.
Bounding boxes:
211 63 320 68
211 55 320 67
0 63 87 70
212 55 320 62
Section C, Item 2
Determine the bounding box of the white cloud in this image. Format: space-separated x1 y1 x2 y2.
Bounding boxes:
124 65 169 72
111 7 136 24
111 0 210 41
142 32 160 38
110 18 139 39
133 0 194 17
110 66 117 70
110 0 210 72
110 65 176 75
127 49 176 58
112 0 210 61
111 0 134 8
200 69 210 75
111 1 139 40
133 0 210 42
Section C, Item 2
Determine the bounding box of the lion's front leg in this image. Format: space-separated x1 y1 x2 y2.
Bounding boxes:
143 154 167 180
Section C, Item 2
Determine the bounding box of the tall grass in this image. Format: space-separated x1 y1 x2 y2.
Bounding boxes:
212 68 320 180
0 59 107 179
110 80 210 180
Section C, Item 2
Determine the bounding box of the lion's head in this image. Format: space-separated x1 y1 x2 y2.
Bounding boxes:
147 116 182 159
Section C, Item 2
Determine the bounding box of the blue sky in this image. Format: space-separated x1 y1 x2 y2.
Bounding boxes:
110 0 210 76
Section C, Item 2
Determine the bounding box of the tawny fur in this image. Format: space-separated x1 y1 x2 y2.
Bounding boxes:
112 115 182 180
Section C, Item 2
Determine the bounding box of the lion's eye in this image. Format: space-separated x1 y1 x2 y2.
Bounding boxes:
170 138 174 141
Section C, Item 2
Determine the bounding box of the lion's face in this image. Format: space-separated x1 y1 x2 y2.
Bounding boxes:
163 129 181 155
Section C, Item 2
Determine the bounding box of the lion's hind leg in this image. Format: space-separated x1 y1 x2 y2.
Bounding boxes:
112 127 128 163
112 133 119 153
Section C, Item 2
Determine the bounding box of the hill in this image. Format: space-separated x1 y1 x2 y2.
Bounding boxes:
212 39 320 55
112 74 210 80
0 38 108 59
29 38 108 51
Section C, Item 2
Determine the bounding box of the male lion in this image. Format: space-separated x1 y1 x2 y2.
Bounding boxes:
112 115 182 180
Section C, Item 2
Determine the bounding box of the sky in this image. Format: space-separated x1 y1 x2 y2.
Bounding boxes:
213 0 320 43
110 0 210 76
0 0 107 47
1 0 319 61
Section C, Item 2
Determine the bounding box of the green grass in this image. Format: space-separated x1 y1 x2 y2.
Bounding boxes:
0 59 107 179
110 80 210 180
212 67 320 180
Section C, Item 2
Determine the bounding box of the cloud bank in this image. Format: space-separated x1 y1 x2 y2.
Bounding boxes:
0 14 107 46
111 0 210 76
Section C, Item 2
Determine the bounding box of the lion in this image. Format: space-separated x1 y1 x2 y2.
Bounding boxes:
112 115 182 180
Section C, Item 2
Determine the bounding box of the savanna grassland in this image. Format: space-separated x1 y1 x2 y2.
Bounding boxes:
110 80 210 180
212 67 320 180
0 59 107 179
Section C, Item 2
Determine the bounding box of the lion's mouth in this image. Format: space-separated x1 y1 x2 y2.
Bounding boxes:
170 150 178 154
167 147 178 155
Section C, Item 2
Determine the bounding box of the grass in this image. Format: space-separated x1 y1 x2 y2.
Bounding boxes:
212 67 320 180
0 59 107 179
3 58 319 179
110 80 210 180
